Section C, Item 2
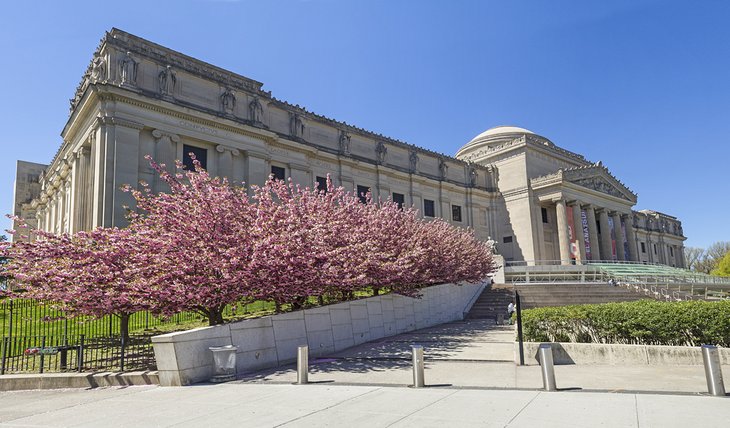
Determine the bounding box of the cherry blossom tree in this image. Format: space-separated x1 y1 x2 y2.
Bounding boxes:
125 156 256 325
1 225 154 341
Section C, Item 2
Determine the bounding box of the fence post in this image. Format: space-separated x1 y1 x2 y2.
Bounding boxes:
516 291 524 366
78 335 85 373
1 336 7 375
39 336 46 374
120 335 126 372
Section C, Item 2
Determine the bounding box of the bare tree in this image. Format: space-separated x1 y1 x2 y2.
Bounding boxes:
683 247 705 271
690 241 730 274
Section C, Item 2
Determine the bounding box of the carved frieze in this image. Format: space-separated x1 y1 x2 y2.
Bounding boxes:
572 176 625 199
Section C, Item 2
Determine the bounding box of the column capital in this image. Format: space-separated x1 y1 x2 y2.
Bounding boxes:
216 144 241 156
152 129 180 143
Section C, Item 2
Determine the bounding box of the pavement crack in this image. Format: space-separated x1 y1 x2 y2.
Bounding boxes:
504 390 541 427
273 387 381 427
383 389 460 427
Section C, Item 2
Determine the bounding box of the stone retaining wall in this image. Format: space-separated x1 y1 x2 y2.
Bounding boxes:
516 342 730 366
152 281 484 386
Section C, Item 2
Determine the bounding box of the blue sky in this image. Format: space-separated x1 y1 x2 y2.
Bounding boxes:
1 0 728 248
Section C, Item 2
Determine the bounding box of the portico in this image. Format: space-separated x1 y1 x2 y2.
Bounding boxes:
530 164 638 264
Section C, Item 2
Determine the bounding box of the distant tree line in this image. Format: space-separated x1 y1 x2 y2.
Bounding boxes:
683 241 730 276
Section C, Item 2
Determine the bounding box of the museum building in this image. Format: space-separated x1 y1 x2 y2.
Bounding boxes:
12 29 686 267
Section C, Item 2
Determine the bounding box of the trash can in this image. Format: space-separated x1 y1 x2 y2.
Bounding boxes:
209 345 238 383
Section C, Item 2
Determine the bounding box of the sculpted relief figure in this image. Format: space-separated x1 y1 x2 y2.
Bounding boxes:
468 165 478 187
339 131 351 155
486 236 498 254
249 96 264 124
90 56 107 82
158 65 177 96
375 142 387 165
118 51 138 86
409 151 419 172
290 113 305 138
220 88 236 114
438 158 448 179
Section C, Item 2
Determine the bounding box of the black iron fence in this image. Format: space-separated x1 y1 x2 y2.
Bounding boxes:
0 298 277 374
0 334 157 374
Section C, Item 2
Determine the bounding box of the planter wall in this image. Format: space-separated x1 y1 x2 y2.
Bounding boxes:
152 281 484 386
516 342 730 366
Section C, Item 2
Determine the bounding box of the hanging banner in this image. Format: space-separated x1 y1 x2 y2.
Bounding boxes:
581 209 591 260
622 220 629 258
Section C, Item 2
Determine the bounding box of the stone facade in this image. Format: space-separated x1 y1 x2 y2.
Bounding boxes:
13 29 686 267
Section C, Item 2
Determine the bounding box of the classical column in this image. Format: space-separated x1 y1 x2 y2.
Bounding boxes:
623 213 638 262
585 205 600 261
153 129 180 192
611 212 625 261
555 199 571 265
598 209 613 261
571 201 587 263
216 145 240 180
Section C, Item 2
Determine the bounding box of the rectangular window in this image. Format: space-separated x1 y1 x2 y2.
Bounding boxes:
670 247 674 257
357 185 370 204
641 242 646 253
653 244 657 254
541 207 548 223
392 193 405 209
271 165 286 181
451 205 462 222
316 176 327 193
183 145 207 171
503 236 513 244
423 199 435 217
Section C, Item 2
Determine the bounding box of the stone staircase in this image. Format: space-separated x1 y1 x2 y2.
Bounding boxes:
466 284 514 320
514 282 647 309
466 282 651 319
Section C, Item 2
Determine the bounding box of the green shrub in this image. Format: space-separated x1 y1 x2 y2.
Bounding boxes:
520 300 730 346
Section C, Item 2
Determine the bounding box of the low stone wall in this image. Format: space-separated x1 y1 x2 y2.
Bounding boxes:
516 342 730 366
152 281 484 386
0 371 159 391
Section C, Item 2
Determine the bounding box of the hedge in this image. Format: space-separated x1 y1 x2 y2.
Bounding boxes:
520 300 730 347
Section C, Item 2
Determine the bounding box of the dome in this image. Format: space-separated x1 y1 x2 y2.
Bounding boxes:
470 126 534 141
455 125 536 159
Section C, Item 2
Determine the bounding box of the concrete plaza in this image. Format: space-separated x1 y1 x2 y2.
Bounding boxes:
1 383 728 427
1 320 728 427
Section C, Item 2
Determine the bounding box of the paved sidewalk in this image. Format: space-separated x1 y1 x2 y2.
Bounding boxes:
241 320 729 394
1 383 728 427
2 320 728 427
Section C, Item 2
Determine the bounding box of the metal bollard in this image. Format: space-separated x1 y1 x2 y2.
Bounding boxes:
538 344 557 391
296 345 309 385
412 345 425 388
701 345 726 396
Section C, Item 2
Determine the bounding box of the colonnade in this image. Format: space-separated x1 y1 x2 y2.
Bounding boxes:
553 199 637 265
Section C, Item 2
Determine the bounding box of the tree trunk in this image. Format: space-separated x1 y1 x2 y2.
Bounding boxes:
119 313 130 343
373 287 380 296
208 307 225 326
